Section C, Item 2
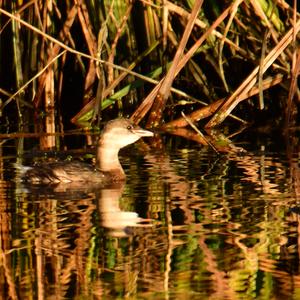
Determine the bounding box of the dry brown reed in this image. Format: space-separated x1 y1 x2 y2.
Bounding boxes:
0 0 299 141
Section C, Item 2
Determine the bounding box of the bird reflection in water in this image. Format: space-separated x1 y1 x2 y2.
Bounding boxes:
17 181 152 237
97 182 152 237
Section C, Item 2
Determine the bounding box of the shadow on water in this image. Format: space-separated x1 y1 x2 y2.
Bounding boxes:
1 129 300 299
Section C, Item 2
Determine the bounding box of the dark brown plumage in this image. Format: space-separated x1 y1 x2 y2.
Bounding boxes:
19 118 153 184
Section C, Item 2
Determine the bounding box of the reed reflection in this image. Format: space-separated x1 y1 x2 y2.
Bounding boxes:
2 134 300 299
5 180 152 299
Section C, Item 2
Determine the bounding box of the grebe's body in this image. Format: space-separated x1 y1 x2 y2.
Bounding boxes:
20 118 153 184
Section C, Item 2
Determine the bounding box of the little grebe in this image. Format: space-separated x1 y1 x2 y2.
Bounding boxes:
20 118 153 184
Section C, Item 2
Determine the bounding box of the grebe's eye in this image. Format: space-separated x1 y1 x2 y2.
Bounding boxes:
127 125 133 130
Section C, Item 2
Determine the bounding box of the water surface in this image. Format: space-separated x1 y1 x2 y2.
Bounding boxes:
1 133 300 299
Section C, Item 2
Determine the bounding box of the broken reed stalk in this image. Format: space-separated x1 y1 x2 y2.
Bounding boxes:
205 18 300 128
146 0 203 127
163 74 284 129
181 111 219 153
131 4 231 125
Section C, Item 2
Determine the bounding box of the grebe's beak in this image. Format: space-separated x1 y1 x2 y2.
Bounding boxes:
132 128 154 137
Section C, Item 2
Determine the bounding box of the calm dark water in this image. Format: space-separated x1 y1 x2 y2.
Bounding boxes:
1 133 300 299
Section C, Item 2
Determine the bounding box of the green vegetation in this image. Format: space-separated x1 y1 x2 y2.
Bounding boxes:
0 1 299 144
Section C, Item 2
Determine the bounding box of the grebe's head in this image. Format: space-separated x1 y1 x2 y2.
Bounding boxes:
100 118 153 149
